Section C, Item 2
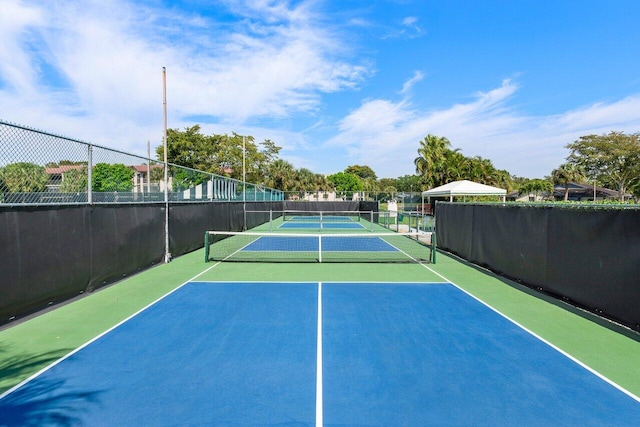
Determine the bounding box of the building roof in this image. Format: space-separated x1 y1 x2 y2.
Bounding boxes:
45 165 85 174
130 164 163 173
553 182 630 199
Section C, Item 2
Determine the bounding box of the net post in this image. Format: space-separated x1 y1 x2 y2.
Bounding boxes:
269 209 273 232
204 231 210 262
370 210 374 232
318 235 322 263
432 232 437 264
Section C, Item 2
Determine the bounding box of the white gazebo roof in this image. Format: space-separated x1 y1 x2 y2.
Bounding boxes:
422 180 506 200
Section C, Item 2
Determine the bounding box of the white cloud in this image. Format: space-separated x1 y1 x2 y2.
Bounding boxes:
400 71 425 95
402 16 418 26
3 1 639 181
0 0 367 155
0 0 45 95
326 80 640 178
382 15 424 39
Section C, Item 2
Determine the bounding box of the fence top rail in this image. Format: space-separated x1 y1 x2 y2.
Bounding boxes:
437 201 640 210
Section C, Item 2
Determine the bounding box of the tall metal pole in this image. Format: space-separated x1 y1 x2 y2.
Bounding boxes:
163 67 171 262
242 135 247 231
87 144 93 204
146 140 151 194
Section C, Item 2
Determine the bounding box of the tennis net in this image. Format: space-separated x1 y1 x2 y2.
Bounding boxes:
245 210 376 231
282 210 371 222
204 231 435 263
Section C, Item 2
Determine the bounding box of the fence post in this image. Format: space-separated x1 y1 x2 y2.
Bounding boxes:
87 144 93 204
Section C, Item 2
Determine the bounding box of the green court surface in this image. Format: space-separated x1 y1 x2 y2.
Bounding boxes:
2 241 640 403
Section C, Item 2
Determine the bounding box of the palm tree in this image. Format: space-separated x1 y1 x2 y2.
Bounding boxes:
265 159 296 192
294 168 316 192
519 178 553 201
492 169 514 192
414 135 451 187
551 163 586 201
360 177 380 201
441 149 465 184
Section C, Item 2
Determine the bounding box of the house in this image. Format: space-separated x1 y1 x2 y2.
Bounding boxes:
129 164 165 193
553 182 631 202
45 164 86 192
506 182 631 202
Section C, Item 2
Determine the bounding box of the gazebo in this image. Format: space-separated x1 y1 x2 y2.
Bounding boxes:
422 180 506 202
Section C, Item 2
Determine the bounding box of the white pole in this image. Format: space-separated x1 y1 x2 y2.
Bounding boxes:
146 140 151 194
87 144 93 204
163 67 171 262
242 135 247 231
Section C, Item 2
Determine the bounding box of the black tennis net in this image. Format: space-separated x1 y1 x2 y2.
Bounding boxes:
204 231 435 263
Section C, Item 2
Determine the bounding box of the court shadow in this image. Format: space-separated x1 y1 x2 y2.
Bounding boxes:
0 346 103 426
0 346 68 391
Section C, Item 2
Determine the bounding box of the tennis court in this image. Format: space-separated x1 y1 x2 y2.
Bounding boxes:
1 211 640 425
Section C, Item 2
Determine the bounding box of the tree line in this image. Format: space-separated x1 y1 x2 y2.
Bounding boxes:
412 132 640 202
0 161 136 194
2 125 638 202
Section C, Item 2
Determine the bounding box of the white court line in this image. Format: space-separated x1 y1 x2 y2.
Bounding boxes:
315 282 323 427
419 262 640 403
193 280 449 285
0 261 224 400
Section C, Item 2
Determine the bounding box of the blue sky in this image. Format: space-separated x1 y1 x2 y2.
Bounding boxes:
2 0 640 179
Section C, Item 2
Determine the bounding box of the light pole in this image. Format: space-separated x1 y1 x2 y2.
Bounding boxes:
162 67 171 263
242 135 246 230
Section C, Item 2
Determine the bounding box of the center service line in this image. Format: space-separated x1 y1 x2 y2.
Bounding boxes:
316 282 323 427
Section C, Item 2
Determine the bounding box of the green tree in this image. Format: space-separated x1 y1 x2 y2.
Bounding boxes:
327 172 363 198
157 127 282 186
414 134 451 187
0 162 49 192
414 134 514 191
314 173 331 192
377 177 398 200
157 125 210 171
59 167 88 192
566 131 640 201
519 178 553 201
345 165 377 181
492 169 514 192
360 177 380 199
46 160 87 168
92 163 134 192
394 174 421 193
170 166 209 191
265 159 296 191
551 163 586 201
294 168 316 191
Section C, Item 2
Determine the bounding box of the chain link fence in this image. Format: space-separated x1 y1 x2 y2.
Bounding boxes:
0 120 283 205
281 190 397 202
281 190 429 210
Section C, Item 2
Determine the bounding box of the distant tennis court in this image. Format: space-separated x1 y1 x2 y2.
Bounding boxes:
2 281 639 425
278 221 366 229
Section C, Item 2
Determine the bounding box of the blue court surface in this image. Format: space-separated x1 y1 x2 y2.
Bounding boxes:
278 221 365 229
1 282 640 426
244 235 396 252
